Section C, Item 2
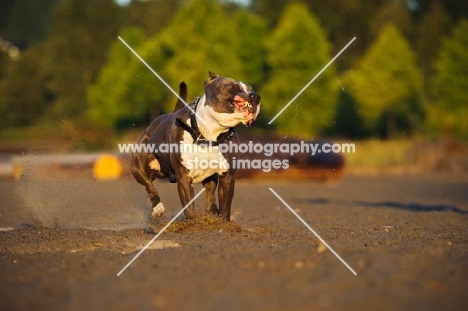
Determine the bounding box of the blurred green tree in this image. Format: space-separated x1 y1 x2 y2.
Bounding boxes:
307 0 381 72
250 0 285 28
42 0 124 122
261 2 338 138
369 0 413 41
415 1 452 94
87 28 156 129
232 9 267 89
324 90 369 139
0 0 59 48
0 45 53 128
88 0 266 131
345 23 424 138
251 0 387 72
0 0 59 128
157 0 244 104
433 19 468 139
124 0 182 37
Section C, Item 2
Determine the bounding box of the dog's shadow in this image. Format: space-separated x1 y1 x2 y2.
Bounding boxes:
292 198 468 215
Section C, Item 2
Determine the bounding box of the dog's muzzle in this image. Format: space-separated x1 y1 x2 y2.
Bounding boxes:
245 92 261 127
248 92 261 105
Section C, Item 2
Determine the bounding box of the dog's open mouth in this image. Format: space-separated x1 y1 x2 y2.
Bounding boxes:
233 95 252 112
232 94 258 127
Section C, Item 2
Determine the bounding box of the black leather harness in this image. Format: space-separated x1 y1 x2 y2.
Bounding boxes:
175 97 236 146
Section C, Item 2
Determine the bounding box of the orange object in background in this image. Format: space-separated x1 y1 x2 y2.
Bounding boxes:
93 154 122 181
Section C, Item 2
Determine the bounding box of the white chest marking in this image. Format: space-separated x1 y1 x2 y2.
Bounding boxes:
180 130 229 184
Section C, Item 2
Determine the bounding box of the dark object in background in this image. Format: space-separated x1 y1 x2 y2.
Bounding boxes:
234 134 345 181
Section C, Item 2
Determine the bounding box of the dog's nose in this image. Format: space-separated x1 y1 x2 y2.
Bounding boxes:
248 92 261 104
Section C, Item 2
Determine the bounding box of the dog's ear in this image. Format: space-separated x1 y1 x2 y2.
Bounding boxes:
206 71 218 85
208 71 218 79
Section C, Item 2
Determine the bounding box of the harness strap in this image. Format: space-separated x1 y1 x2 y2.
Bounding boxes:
175 97 236 146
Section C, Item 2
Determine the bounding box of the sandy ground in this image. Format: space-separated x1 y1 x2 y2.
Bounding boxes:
1 172 467 310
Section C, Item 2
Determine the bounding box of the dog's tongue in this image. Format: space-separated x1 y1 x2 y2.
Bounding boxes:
246 119 253 127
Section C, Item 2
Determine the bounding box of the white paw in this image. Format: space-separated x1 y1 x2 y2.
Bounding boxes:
151 202 166 219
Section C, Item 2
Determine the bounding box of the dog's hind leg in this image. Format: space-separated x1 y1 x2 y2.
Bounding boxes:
131 153 165 219
202 174 219 215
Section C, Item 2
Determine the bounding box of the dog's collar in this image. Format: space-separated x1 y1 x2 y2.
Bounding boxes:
175 97 236 146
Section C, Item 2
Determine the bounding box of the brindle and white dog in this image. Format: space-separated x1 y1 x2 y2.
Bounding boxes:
131 71 261 221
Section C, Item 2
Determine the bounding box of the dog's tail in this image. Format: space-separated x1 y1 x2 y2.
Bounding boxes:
173 82 188 112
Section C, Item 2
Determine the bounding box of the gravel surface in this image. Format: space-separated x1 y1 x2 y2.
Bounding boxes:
1 173 467 310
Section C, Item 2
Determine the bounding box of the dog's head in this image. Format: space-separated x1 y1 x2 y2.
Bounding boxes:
203 71 261 127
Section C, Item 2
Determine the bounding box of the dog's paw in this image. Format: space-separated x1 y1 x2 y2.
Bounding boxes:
151 202 166 219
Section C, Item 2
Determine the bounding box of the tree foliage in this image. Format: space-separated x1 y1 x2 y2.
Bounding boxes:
261 2 337 138
232 10 267 89
124 0 182 37
415 1 452 82
0 0 59 48
88 0 267 129
1 0 468 142
87 28 149 129
0 45 52 127
42 0 125 121
345 23 423 137
157 0 244 100
433 19 468 139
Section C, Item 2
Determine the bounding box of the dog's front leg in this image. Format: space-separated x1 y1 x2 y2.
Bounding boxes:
131 153 165 219
218 173 235 221
202 174 219 215
177 175 196 220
